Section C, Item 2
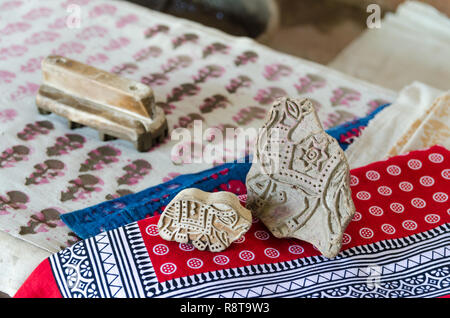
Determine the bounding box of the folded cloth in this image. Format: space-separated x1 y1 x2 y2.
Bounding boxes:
346 82 443 169
16 145 450 298
388 92 450 156
62 103 390 239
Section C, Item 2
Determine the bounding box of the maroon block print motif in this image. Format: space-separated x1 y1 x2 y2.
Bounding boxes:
226 75 252 94
263 64 292 81
174 113 205 129
19 208 65 235
172 33 198 49
20 56 45 73
89 3 116 18
158 64 225 115
63 232 81 249
0 70 16 84
323 110 357 129
202 42 229 58
0 44 28 61
232 106 266 125
86 53 108 65
0 22 31 36
368 99 390 112
47 134 86 156
105 189 134 200
103 37 130 51
25 159 65 185
144 24 169 38
22 6 53 20
76 25 108 40
205 124 238 142
17 120 54 141
52 41 85 56
60 174 103 202
79 145 121 172
116 14 139 28
117 159 152 186
234 51 258 66
0 191 28 215
294 74 326 94
1 1 23 11
199 94 230 114
0 145 30 168
111 63 138 75
167 84 201 105
25 31 60 45
254 87 287 105
192 65 225 84
10 82 40 101
133 46 162 62
141 55 192 86
331 87 361 107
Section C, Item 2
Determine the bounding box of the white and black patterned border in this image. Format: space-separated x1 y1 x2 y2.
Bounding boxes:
50 222 157 298
151 223 450 298
50 223 450 298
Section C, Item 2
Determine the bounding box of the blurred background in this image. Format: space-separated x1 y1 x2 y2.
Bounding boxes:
125 0 450 64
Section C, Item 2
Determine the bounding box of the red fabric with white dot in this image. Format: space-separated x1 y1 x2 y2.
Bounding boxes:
138 145 450 282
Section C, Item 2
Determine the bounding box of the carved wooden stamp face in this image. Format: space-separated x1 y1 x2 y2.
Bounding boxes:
246 97 355 258
158 189 252 252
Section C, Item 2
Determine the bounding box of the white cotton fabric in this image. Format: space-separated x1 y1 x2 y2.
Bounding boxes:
330 1 450 91
346 82 443 169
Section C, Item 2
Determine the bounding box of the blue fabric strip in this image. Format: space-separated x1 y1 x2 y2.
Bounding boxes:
62 104 390 239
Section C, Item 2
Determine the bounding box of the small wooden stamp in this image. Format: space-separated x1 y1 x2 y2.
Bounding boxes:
246 97 355 258
36 55 168 152
158 188 252 252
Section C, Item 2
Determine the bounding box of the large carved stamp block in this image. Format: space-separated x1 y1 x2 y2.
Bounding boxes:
246 97 355 258
158 189 252 252
36 55 168 152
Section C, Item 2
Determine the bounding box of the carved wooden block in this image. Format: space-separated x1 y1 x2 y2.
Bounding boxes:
158 188 252 252
36 55 168 152
246 97 355 258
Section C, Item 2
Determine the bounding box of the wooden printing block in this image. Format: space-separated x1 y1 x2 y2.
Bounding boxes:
36 55 168 152
158 188 252 252
246 97 355 258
